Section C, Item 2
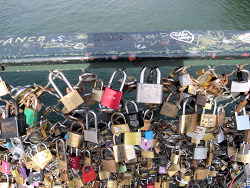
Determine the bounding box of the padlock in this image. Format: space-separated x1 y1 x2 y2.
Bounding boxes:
145 131 154 139
84 110 99 143
98 166 110 180
140 137 152 150
235 107 250 130
193 142 208 160
0 174 10 188
195 94 207 107
141 149 155 159
237 142 250 163
49 70 84 112
146 177 155 188
216 104 225 127
10 138 26 160
140 109 153 131
30 143 53 169
170 149 180 164
107 179 118 188
0 75 10 97
159 166 167 174
73 172 84 187
136 67 163 104
160 92 182 118
113 135 136 162
91 78 104 102
81 150 92 166
82 165 96 183
193 167 208 180
124 130 141 145
208 166 217 177
2 154 10 174
119 162 127 173
231 68 250 92
101 69 127 109
66 121 84 147
56 139 68 171
23 93 38 127
28 168 44 184
43 174 53 188
200 101 217 128
68 147 80 170
101 148 119 173
19 163 27 178
178 68 193 87
125 100 142 130
155 155 167 166
179 99 198 133
0 99 26 139
110 112 130 136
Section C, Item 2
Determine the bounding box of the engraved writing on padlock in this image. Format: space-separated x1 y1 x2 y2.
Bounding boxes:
136 67 163 104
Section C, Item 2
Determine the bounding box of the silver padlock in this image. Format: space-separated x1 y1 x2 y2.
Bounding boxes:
49 70 84 112
136 67 163 104
10 138 26 160
178 68 193 87
84 110 99 144
231 69 250 92
193 142 208 160
235 107 250 130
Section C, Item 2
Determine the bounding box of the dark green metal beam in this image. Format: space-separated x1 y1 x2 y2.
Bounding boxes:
0 31 249 71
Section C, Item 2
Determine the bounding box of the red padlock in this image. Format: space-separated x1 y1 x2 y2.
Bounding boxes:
68 147 80 170
101 69 127 110
82 165 96 183
147 178 155 188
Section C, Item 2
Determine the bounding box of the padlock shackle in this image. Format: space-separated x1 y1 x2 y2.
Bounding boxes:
49 71 74 99
100 147 114 160
125 100 138 113
107 69 127 91
143 109 153 120
182 99 197 115
5 99 19 118
85 110 98 132
0 105 6 119
69 121 84 134
139 67 161 84
235 107 247 116
202 101 217 115
111 112 127 124
13 85 33 101
93 79 104 90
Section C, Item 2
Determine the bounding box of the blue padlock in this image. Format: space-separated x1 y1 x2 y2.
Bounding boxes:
64 133 68 139
145 131 154 139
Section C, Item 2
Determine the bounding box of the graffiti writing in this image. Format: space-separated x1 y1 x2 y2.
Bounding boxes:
1 36 46 46
170 30 194 43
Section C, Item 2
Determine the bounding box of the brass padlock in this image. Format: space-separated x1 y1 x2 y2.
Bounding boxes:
160 92 182 118
56 139 68 171
66 121 84 148
49 70 84 112
91 78 104 102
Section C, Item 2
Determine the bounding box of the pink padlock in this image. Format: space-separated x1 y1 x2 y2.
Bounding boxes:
30 182 40 186
140 137 152 150
2 154 10 174
158 166 167 174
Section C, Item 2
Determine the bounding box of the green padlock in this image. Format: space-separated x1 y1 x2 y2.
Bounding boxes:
24 93 38 126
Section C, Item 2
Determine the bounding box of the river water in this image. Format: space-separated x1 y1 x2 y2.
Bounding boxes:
0 0 249 111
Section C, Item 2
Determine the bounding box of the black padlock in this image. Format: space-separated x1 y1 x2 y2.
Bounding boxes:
0 99 26 140
124 100 142 131
155 155 167 166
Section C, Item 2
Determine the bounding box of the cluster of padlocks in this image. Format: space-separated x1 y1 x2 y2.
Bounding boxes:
0 65 249 188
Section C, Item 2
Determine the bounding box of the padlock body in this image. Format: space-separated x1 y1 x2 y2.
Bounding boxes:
101 87 123 109
160 102 179 118
0 115 26 139
235 114 250 130
68 154 80 170
24 107 38 126
136 83 163 104
178 74 193 87
66 131 84 148
91 88 104 102
82 165 96 183
60 90 84 112
84 129 98 143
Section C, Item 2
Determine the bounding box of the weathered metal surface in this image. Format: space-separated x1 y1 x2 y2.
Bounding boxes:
0 30 249 71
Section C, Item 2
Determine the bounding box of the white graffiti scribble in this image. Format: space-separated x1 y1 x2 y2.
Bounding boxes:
135 44 146 49
160 33 169 40
238 33 250 44
74 43 85 49
170 30 194 43
132 35 144 43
